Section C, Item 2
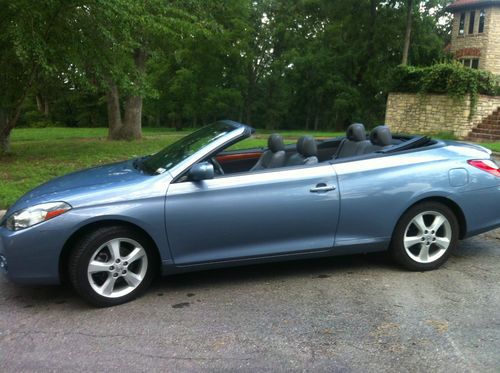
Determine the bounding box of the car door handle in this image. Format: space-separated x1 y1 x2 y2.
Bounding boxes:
310 184 336 193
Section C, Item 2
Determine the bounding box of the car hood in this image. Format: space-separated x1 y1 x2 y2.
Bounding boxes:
6 160 152 214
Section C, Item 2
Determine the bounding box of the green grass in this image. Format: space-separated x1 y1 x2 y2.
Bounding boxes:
0 127 343 209
10 127 187 142
1 127 497 210
480 142 500 152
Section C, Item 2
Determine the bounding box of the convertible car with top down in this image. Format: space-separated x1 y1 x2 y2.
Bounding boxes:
0 120 499 306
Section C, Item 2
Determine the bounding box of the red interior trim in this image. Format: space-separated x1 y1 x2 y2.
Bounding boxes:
216 152 262 163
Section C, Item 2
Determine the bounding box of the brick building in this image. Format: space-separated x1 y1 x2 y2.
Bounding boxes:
447 0 500 75
385 1 500 141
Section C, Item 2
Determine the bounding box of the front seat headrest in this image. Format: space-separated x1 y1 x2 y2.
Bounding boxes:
268 133 285 153
370 125 392 146
297 136 317 157
346 123 366 142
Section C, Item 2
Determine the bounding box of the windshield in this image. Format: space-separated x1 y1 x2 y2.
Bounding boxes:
141 121 239 174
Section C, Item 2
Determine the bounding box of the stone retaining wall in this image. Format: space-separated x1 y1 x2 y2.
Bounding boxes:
385 92 500 138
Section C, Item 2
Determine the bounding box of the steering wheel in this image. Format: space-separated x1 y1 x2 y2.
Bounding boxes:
210 157 225 176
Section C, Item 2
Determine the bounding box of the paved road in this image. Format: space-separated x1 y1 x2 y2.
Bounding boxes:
1 157 499 372
0 230 499 372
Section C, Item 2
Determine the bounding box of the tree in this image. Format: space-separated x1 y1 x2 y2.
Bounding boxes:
0 0 83 154
402 0 414 65
0 0 453 155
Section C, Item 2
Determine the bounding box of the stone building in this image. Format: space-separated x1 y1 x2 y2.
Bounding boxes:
384 0 500 141
447 0 500 74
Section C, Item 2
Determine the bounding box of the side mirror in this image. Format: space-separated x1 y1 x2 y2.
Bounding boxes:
188 162 214 181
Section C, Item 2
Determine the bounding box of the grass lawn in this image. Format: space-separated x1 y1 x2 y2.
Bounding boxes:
0 127 498 210
481 142 500 152
0 127 344 209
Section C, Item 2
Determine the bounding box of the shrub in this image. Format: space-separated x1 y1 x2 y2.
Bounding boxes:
389 62 500 116
23 111 58 128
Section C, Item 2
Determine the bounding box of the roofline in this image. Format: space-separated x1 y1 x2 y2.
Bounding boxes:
446 0 500 12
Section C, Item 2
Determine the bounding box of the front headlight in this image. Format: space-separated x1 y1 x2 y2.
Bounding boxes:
5 202 72 231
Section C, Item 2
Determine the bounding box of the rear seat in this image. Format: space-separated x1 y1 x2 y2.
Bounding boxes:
335 123 371 158
286 136 319 166
363 125 393 153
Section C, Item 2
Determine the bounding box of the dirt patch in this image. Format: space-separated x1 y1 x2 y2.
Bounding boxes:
425 320 449 334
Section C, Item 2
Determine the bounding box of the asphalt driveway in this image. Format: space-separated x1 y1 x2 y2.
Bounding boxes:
0 229 499 372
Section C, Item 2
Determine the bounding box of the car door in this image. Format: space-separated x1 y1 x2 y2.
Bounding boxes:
165 163 340 265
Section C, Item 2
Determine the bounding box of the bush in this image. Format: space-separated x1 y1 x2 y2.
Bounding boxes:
22 111 58 128
391 63 499 96
390 62 500 116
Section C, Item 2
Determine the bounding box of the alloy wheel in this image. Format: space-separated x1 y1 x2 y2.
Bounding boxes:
87 238 148 298
403 211 452 264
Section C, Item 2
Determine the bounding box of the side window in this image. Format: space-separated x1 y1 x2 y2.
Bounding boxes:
469 11 476 34
479 9 485 33
461 58 480 69
459 12 465 35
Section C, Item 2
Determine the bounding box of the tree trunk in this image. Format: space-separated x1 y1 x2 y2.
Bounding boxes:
36 95 43 113
44 99 49 117
122 95 143 140
155 111 161 127
121 48 146 140
402 0 414 66
107 80 123 140
244 65 256 125
0 109 12 155
35 94 50 118
0 132 11 155
107 48 146 141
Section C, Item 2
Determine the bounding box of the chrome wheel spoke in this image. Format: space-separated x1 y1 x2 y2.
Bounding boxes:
108 240 122 261
124 272 142 288
100 275 117 296
418 244 430 262
430 215 445 232
404 235 423 247
125 247 145 265
434 236 450 250
413 214 427 234
88 260 110 274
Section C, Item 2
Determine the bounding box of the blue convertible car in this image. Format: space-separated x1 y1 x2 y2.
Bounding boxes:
1 120 499 306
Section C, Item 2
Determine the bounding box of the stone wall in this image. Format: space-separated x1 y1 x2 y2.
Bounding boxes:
385 93 500 138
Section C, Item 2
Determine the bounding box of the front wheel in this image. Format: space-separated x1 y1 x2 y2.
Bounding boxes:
391 202 459 271
69 226 156 307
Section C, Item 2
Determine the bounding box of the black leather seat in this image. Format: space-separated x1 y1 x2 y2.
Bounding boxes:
335 123 371 158
251 134 287 171
286 136 318 166
363 125 393 153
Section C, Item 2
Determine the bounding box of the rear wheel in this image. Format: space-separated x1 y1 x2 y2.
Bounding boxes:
391 202 459 271
69 226 156 307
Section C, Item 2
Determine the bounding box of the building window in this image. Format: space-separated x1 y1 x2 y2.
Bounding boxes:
469 11 476 34
479 9 485 33
461 58 479 69
459 12 465 35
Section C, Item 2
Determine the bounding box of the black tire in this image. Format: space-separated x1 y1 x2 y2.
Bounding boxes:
391 201 459 271
69 226 157 307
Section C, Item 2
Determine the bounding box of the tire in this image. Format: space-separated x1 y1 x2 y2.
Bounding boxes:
69 226 157 307
390 202 459 271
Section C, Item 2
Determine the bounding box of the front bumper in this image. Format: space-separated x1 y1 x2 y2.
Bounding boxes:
0 231 8 275
0 222 64 285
